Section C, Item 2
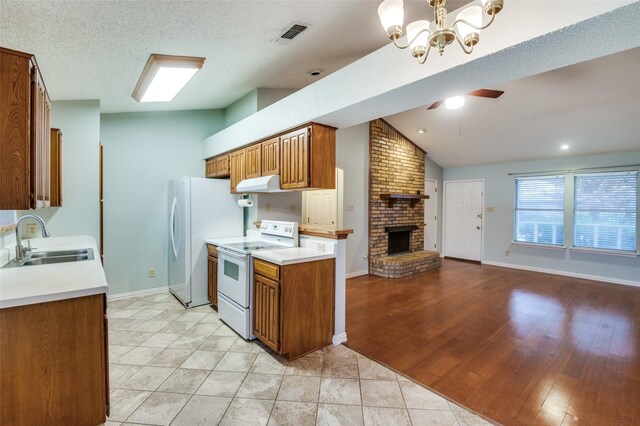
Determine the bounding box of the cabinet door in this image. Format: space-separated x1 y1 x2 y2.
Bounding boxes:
43 93 51 207
216 155 230 178
245 144 261 179
0 50 31 210
208 254 218 306
205 158 216 178
50 128 62 206
261 137 280 176
280 127 309 189
253 274 280 352
229 149 246 193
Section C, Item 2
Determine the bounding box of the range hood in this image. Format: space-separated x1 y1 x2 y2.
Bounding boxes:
236 175 290 193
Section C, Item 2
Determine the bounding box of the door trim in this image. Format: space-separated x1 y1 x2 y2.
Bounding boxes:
424 178 438 252
442 179 485 262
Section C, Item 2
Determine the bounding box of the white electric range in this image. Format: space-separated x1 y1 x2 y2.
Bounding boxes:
215 220 298 339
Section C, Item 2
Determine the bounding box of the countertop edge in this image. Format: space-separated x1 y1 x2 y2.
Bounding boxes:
251 250 336 266
0 285 108 309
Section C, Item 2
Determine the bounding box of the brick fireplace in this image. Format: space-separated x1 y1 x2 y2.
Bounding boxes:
369 119 440 278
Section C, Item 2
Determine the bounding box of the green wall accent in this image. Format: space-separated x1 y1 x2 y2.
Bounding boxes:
100 109 225 295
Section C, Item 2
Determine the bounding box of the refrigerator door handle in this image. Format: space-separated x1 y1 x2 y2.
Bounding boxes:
170 197 178 259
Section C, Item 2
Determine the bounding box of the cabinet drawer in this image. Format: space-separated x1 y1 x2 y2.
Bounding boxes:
254 259 279 281
207 244 218 257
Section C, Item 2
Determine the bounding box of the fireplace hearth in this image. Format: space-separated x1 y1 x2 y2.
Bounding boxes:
385 225 419 255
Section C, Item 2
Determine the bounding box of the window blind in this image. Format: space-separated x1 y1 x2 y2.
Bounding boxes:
514 175 565 245
574 171 638 252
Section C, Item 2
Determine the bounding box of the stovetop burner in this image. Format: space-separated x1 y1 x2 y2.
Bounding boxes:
221 241 286 255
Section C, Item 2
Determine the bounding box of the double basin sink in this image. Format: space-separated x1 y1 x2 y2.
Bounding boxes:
2 248 94 268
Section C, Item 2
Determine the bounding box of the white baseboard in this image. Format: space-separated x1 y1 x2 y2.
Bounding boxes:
482 261 640 288
107 285 169 301
346 270 368 279
332 332 348 345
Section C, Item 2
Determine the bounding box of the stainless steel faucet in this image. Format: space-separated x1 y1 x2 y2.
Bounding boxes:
15 215 50 261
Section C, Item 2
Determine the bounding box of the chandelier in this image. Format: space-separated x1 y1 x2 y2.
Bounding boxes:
378 0 504 64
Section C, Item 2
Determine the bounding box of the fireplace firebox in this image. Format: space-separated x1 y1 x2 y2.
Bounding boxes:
385 225 419 255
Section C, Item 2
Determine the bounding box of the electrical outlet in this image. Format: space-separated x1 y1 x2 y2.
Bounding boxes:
504 250 510 257
363 255 368 261
266 203 271 212
347 204 354 212
289 203 296 211
316 242 326 252
26 223 38 237
148 268 156 278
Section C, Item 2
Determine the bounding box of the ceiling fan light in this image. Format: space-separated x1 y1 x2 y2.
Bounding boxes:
378 0 404 39
445 95 465 110
456 6 483 42
406 20 431 57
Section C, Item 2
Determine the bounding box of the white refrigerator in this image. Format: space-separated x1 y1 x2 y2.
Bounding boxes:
168 177 243 307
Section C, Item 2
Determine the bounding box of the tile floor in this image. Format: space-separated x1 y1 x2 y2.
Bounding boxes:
104 292 493 426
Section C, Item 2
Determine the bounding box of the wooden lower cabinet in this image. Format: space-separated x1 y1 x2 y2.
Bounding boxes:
0 294 109 425
207 244 218 307
253 258 335 360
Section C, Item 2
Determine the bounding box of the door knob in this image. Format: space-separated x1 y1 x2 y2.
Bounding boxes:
476 226 481 229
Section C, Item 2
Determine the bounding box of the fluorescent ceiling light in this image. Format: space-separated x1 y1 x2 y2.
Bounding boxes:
561 144 570 150
445 95 465 110
132 54 205 103
417 128 426 134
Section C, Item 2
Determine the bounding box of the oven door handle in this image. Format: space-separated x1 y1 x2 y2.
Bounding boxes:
217 246 248 261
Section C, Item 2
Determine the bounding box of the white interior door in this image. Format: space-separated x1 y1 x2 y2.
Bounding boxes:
424 179 438 251
303 189 337 227
443 180 483 261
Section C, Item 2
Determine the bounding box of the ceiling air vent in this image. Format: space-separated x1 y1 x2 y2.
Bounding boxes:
280 24 308 40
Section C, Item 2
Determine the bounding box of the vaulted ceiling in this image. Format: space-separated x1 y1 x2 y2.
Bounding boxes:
0 0 469 113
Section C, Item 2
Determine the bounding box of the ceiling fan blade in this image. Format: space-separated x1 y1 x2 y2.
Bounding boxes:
427 100 443 110
467 89 504 99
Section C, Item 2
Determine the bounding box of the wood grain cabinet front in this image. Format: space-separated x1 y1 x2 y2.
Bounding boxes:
0 294 109 425
229 149 246 193
245 144 262 179
50 128 63 206
0 47 52 210
207 244 218 307
205 154 230 179
253 258 335 360
280 124 335 190
261 137 280 176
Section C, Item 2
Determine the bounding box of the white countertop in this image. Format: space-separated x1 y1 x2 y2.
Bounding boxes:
205 236 254 246
0 236 108 309
251 247 335 266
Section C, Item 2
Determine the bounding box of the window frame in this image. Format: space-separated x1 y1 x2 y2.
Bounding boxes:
513 175 566 247
572 170 638 253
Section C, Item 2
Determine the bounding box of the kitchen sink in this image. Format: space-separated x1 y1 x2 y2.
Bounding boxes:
28 249 91 258
1 248 94 268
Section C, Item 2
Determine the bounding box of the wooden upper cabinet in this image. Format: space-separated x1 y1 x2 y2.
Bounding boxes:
205 154 230 178
50 128 63 207
229 149 246 193
245 144 262 179
280 124 335 190
216 155 230 178
0 47 51 210
261 137 280 176
205 158 216 178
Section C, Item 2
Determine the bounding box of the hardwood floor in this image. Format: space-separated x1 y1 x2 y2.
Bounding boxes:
345 259 640 426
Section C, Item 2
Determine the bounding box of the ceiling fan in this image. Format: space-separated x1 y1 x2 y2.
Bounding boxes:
427 89 504 110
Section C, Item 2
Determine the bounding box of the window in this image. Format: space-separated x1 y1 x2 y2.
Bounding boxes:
574 171 638 252
514 176 565 246
0 211 16 229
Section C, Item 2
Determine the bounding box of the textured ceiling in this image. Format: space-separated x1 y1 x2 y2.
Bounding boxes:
0 0 470 113
384 47 640 168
